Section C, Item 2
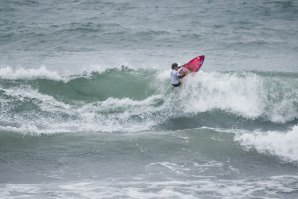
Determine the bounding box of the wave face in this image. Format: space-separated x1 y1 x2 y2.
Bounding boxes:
1 67 297 134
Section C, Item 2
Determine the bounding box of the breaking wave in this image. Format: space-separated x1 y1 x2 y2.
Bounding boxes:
0 66 297 135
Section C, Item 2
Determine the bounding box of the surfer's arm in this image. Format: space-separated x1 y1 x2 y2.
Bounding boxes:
179 73 186 79
178 64 186 69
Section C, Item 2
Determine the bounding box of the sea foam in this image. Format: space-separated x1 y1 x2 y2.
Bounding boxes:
0 66 67 81
178 71 298 123
235 125 298 162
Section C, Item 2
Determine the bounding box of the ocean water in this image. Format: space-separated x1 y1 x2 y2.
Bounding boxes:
1 0 298 198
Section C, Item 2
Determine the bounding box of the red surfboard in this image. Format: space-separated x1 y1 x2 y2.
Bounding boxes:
179 55 205 75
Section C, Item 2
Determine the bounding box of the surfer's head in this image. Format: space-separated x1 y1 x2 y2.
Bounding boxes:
171 63 178 70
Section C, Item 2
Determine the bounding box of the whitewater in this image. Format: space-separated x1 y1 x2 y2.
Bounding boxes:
1 0 298 198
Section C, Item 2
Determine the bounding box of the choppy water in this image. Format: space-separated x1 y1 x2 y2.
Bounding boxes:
1 0 298 198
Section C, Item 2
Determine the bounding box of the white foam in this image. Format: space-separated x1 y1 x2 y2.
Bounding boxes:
180 71 265 118
0 85 167 134
96 95 164 110
175 71 298 123
1 175 297 199
0 66 68 81
235 125 298 162
1 86 72 111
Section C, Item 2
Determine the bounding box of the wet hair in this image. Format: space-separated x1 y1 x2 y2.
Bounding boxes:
171 63 178 69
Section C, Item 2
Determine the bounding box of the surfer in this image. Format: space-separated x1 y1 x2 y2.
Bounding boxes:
170 63 186 87
170 55 205 87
